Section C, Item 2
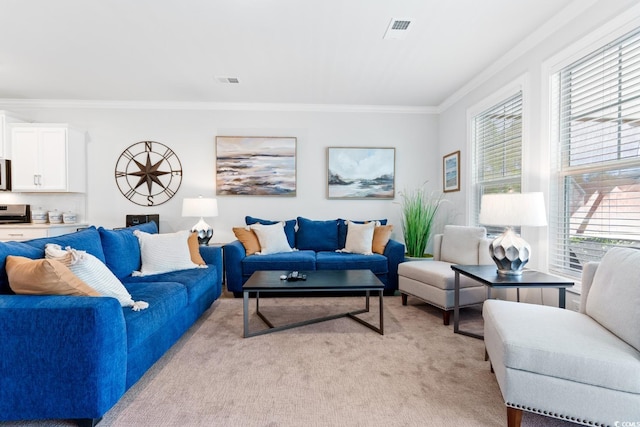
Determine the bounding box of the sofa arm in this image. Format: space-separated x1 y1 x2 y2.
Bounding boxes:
199 245 223 286
223 240 246 293
384 239 405 291
0 295 127 421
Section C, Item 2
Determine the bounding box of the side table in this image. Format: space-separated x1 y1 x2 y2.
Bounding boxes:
452 265 574 339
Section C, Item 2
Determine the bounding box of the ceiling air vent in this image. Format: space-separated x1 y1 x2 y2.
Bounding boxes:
383 19 412 40
215 76 240 84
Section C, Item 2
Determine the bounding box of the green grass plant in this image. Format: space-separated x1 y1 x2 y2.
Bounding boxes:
400 186 444 258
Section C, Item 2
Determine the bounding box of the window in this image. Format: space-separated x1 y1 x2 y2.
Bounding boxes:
550 27 640 280
472 91 523 234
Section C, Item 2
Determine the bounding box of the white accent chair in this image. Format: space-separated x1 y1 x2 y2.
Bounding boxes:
398 225 493 325
483 247 640 427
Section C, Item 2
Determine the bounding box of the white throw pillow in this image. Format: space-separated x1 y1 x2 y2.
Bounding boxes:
133 230 201 276
585 247 640 352
45 244 149 311
340 221 375 255
249 222 293 255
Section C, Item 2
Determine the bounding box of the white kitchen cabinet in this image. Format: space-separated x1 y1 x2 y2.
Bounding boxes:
10 124 86 192
0 110 28 158
0 224 87 242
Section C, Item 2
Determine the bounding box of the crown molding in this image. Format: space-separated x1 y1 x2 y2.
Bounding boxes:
437 0 599 113
0 98 437 115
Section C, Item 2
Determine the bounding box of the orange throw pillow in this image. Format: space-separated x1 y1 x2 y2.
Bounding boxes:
187 232 207 265
6 256 100 296
233 227 261 255
372 225 393 254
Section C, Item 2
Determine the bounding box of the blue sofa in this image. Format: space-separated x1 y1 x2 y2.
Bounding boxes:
224 216 405 295
0 222 222 426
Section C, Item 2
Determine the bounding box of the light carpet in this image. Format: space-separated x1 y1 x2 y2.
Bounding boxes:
2 296 579 427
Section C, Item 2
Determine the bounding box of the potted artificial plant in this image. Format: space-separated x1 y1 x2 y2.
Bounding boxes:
399 184 444 258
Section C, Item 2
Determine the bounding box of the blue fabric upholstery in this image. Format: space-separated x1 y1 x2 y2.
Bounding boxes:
337 218 387 249
245 216 296 248
224 217 404 293
99 222 158 279
23 226 106 262
296 217 339 251
0 222 221 423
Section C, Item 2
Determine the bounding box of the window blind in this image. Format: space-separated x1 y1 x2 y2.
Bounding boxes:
472 91 523 235
550 27 640 280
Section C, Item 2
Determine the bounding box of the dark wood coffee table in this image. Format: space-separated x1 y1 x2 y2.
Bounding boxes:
243 270 384 338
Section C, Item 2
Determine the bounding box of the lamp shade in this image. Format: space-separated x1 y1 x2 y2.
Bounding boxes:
479 192 547 227
181 197 219 218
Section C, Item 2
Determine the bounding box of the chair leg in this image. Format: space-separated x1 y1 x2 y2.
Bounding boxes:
401 293 408 306
507 407 523 427
442 310 451 325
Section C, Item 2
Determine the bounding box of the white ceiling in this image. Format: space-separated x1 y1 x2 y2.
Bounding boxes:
0 0 580 108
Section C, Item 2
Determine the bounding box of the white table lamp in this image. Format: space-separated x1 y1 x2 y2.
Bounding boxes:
479 192 547 276
182 196 219 245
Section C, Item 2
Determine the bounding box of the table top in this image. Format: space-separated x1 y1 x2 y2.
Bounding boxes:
243 270 384 291
451 265 574 288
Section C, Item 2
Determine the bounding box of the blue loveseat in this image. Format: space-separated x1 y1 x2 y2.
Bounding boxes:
224 216 405 295
0 222 222 426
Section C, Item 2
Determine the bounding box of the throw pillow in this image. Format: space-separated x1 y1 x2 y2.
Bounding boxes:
372 224 394 254
98 221 159 279
187 232 206 265
245 216 296 248
249 222 293 255
585 247 640 352
133 230 201 276
296 217 339 251
233 227 261 255
340 221 376 255
338 218 387 249
45 244 149 310
6 255 100 297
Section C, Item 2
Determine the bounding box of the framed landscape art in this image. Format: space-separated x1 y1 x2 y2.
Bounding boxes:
216 136 296 196
327 147 395 199
443 150 460 192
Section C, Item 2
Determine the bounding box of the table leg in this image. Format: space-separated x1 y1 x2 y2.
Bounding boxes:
379 289 384 335
243 291 249 338
454 271 460 333
559 288 566 309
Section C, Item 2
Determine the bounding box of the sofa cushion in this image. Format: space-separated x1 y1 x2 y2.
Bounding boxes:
45 244 146 310
250 222 293 255
99 222 158 279
296 217 339 251
397 260 485 290
187 233 206 266
586 247 640 352
123 265 219 305
6 256 100 297
372 225 393 254
338 218 387 249
484 299 640 394
241 250 316 277
342 221 375 255
245 216 296 248
440 225 486 265
233 227 261 255
120 281 189 351
23 226 106 263
316 251 387 274
0 241 42 294
133 230 200 276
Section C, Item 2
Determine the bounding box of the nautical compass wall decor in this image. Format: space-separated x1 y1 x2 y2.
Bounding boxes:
115 141 183 206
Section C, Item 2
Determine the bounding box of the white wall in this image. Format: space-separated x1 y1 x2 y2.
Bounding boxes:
437 0 640 304
0 105 437 244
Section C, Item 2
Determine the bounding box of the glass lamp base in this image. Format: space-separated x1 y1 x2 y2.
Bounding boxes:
191 218 213 246
489 227 531 276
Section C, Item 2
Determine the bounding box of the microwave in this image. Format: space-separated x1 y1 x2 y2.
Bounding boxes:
0 159 11 191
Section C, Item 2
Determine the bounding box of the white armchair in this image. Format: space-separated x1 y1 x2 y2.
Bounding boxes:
483 247 640 426
398 225 493 324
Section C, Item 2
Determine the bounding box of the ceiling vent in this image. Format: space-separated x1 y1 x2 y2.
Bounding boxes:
383 19 412 40
215 76 240 84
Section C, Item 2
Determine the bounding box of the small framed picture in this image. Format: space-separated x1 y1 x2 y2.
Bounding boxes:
443 150 460 193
